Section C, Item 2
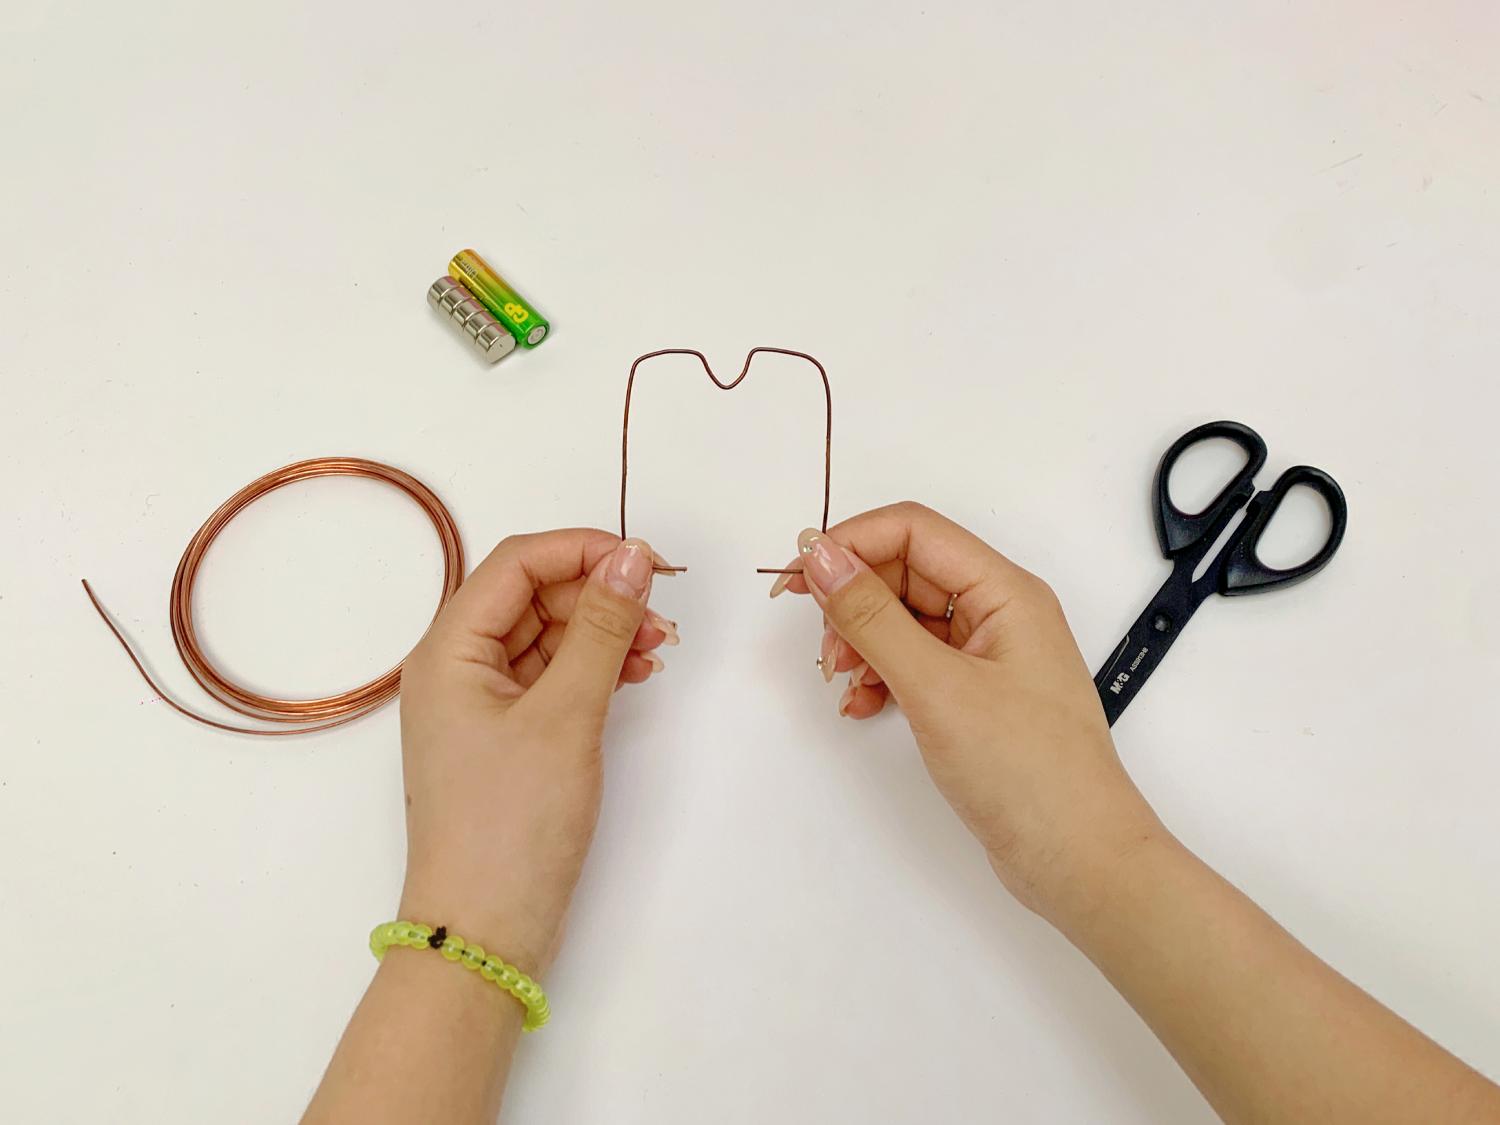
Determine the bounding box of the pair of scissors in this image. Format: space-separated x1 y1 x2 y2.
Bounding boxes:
1094 420 1348 726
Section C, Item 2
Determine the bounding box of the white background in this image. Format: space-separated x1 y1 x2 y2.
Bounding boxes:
3 3 1498 1122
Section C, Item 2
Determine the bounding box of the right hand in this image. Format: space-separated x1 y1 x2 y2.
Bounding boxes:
770 502 1162 916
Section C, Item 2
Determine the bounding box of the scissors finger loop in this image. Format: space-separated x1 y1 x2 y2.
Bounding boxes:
1154 420 1268 558
1221 465 1348 595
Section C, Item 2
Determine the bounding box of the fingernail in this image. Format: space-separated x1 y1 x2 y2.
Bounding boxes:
819 626 837 683
646 610 680 646
643 651 665 673
652 551 682 576
849 661 868 687
797 529 856 595
606 539 654 600
837 681 857 717
768 570 795 598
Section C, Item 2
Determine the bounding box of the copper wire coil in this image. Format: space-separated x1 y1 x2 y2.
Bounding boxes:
84 456 464 737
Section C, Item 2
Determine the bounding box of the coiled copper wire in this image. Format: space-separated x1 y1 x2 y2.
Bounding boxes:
83 457 464 736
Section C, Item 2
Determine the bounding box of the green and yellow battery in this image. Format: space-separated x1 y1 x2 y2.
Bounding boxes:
447 250 550 347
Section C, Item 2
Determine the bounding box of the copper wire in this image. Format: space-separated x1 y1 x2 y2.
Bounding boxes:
620 347 831 574
83 457 464 736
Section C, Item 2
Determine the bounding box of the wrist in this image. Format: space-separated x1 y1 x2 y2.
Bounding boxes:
397 882 561 978
1012 805 1181 938
983 771 1169 930
374 936 527 1036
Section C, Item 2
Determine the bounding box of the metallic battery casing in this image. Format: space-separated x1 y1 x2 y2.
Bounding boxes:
427 276 517 364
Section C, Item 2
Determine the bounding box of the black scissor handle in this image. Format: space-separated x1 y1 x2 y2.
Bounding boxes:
1220 465 1348 595
1153 421 1268 559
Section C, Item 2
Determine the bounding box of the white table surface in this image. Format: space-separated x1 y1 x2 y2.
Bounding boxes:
4 3 1498 1121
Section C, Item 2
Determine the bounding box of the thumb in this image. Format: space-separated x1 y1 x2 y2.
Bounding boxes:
532 538 654 717
794 528 945 693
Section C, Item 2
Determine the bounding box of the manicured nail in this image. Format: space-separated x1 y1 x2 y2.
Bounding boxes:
645 609 680 646
837 681 858 717
651 551 682 575
768 557 801 598
606 539 654 600
643 651 665 673
849 661 869 687
819 626 837 683
797 529 856 595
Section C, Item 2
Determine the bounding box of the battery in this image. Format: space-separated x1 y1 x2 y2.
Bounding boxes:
427 276 518 364
448 249 550 347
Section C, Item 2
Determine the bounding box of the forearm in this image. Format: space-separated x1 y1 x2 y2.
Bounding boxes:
302 948 523 1124
1042 825 1500 1124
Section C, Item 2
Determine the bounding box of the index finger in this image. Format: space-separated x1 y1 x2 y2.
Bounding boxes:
773 502 1034 615
438 528 623 643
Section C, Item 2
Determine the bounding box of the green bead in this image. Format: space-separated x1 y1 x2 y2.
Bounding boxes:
498 965 520 987
440 936 465 961
411 924 433 943
372 922 419 959
481 958 503 982
460 944 485 970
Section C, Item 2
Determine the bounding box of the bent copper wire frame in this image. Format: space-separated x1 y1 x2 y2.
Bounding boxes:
620 347 831 574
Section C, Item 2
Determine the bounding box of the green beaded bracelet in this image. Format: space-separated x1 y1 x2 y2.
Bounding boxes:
369 920 551 1032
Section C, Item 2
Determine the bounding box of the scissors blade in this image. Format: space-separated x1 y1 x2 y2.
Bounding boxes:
1094 564 1214 726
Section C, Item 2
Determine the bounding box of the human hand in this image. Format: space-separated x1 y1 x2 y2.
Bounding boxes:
396 530 676 975
770 503 1160 917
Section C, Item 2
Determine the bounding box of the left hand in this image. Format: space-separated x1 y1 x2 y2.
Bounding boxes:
396 530 675 975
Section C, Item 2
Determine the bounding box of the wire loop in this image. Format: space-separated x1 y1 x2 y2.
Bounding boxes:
85 457 464 736
619 347 832 573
